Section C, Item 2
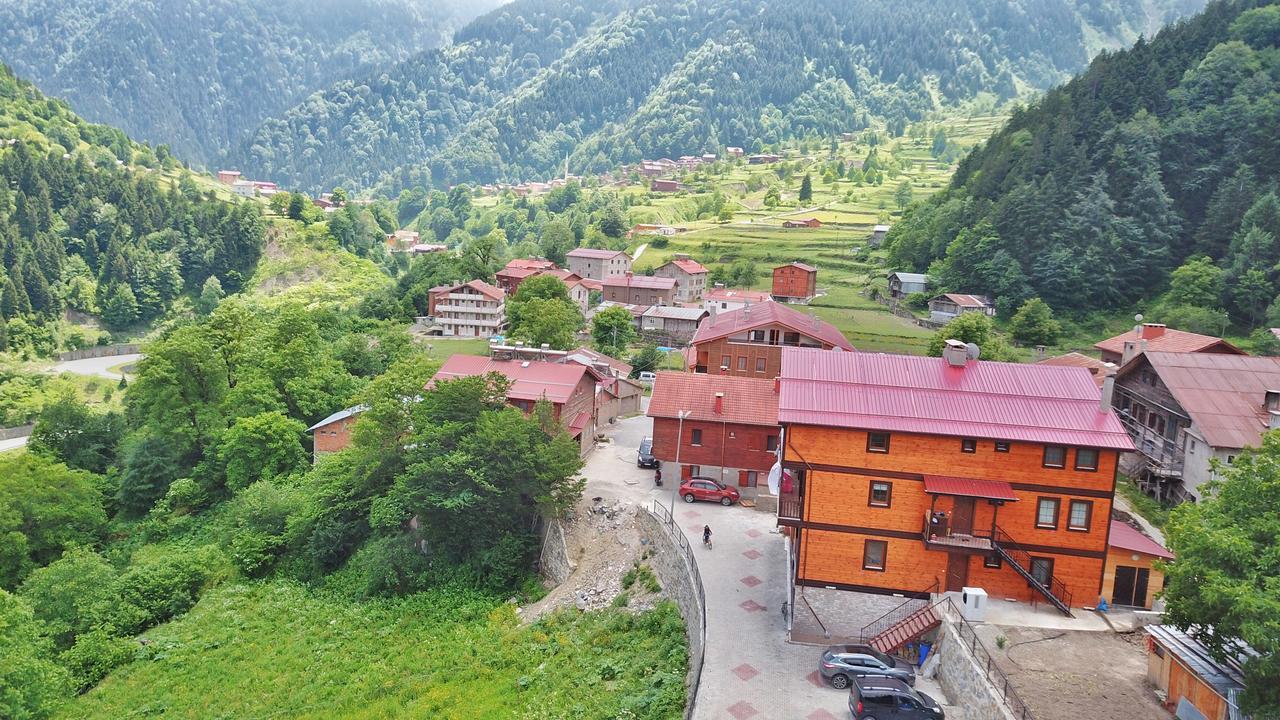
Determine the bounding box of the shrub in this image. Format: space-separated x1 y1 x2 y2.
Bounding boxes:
0 590 71 718
60 628 135 693
18 546 118 650
95 547 220 635
904 292 929 311
345 533 432 598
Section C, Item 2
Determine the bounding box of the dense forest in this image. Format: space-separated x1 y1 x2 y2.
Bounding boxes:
0 0 504 165
887 0 1280 333
0 63 266 356
235 0 1206 193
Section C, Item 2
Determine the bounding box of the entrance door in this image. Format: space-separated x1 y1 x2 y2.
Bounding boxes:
945 552 969 592
952 497 976 535
1112 566 1151 607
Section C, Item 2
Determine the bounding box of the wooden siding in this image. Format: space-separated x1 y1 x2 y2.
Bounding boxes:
772 266 817 298
694 338 782 377
1149 645 1230 720
1101 546 1166 610
786 425 1117 603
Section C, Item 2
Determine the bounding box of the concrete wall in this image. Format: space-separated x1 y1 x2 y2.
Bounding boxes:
538 518 575 586
57 343 141 361
932 618 1019 720
0 424 34 441
637 508 706 720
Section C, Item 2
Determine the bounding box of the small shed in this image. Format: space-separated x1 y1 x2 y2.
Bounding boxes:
1146 625 1250 720
1102 520 1172 609
887 272 929 299
928 293 994 322
869 224 891 247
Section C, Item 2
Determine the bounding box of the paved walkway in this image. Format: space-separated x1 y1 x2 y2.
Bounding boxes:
49 353 143 380
582 413 952 720
0 435 30 452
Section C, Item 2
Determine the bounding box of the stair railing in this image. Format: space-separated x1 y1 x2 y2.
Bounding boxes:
858 579 940 643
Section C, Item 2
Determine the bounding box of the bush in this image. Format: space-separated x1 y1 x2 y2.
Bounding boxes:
95 547 220 635
649 236 669 248
18 547 118 650
230 531 284 577
904 292 929 311
0 590 71 718
345 533 432 598
60 628 135 693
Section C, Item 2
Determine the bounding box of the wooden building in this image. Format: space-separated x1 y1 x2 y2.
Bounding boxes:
887 272 929 299
1102 520 1171 609
648 372 780 493
776 344 1134 613
771 262 818 300
1146 625 1249 720
690 301 853 377
928 293 994 323
1094 323 1243 366
782 218 822 229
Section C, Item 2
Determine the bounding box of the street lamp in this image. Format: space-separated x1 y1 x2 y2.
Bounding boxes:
669 409 692 518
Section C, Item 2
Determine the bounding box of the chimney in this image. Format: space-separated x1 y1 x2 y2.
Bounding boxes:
1121 340 1141 365
943 339 969 368
1270 411 1280 432
773 377 780 394
1099 367 1118 412
714 392 724 415
1035 345 1046 361
1140 323 1167 340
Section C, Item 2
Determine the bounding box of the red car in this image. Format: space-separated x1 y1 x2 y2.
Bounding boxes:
680 476 740 506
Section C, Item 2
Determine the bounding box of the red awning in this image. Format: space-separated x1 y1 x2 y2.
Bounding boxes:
567 411 592 435
923 475 1018 502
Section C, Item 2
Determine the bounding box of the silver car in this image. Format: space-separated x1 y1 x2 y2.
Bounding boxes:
819 644 915 689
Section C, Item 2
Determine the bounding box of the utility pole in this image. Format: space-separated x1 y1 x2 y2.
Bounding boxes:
669 409 691 519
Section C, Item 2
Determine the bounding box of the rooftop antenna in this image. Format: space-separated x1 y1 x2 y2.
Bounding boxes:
1134 313 1144 335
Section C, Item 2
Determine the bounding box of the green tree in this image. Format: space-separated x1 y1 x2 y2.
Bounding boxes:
718 205 735 223
895 180 913 210
198 275 224 314
0 454 107 589
1163 432 1280 716
17 547 117 651
216 411 308 492
592 305 638 358
628 344 665 377
926 312 1016 361
931 128 948 158
509 297 581 350
0 590 71 719
100 283 139 329
330 187 348 205
540 217 575 266
28 393 122 474
1167 256 1225 308
798 174 813 203
287 193 308 221
1008 298 1062 346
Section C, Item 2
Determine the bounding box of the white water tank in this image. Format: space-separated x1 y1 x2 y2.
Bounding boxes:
960 587 988 622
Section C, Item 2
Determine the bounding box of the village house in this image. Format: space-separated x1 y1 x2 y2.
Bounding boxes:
563 347 643 424
726 147 745 158
427 280 506 338
648 372 781 494
928 293 995 322
653 254 708 301
432 354 602 455
1094 322 1244 365
411 243 448 255
640 305 708 344
702 287 773 314
776 344 1134 616
771 262 818 301
1037 352 1114 388
690 301 853 377
1102 520 1172 610
566 248 632 280
869 224 891 247
602 272 677 306
630 224 679 237
782 218 822 229
494 258 560 294
887 271 929 299
306 404 368 462
651 179 683 193
749 154 781 164
216 169 241 185
1111 351 1280 503
386 230 420 253
1145 625 1250 720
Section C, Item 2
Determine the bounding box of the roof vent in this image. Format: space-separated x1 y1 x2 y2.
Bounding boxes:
714 392 725 414
521 361 530 368
943 339 969 368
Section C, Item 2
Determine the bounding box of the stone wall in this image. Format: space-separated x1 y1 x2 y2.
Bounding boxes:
637 508 706 720
538 517 575 586
0 424 34 441
57 343 141 361
931 618 1019 720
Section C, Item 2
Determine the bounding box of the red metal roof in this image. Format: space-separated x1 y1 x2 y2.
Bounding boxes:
691 302 854 351
923 475 1018 501
778 262 817 272
703 288 773 305
603 274 677 290
778 348 1134 450
568 248 629 260
567 411 592 435
504 258 557 271
1037 352 1112 388
668 258 708 275
647 372 780 426
937 293 990 308
1108 520 1173 559
431 355 592 405
1094 326 1242 358
1123 352 1280 449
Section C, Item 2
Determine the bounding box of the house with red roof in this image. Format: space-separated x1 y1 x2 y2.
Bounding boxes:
777 343 1134 630
495 258 558 294
1094 322 1244 366
432 355 604 455
690 301 853 377
782 218 822 229
772 262 817 300
702 287 773 314
928 293 994 322
1102 520 1172 610
566 248 632 280
427 280 506 338
602 272 677 306
647 372 781 495
653 254 708 301
1111 351 1280 502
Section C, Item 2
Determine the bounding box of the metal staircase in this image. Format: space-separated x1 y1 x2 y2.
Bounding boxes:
992 526 1075 617
859 581 941 654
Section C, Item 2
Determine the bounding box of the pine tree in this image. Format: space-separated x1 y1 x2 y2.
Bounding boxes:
798 174 813 203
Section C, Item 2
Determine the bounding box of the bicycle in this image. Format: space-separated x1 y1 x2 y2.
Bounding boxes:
702 525 713 549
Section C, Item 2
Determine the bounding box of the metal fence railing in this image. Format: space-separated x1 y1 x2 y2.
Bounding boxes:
648 500 707 720
939 599 1035 720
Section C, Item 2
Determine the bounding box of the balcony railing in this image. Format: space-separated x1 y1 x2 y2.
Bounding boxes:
1117 411 1185 477
434 303 503 314
921 513 994 552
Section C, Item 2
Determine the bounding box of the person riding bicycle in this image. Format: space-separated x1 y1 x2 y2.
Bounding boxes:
702 525 712 546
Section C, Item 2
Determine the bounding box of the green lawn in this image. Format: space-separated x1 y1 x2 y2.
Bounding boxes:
64 581 687 720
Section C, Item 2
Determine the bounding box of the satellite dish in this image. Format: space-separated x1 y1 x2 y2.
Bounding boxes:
965 342 981 360
1135 313 1144 323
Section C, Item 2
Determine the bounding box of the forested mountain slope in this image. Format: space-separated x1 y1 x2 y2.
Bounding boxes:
886 0 1280 327
0 61 265 352
235 0 1205 192
0 0 505 165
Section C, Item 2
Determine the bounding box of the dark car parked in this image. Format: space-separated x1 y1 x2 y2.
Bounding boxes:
637 437 658 468
849 677 944 720
820 645 915 688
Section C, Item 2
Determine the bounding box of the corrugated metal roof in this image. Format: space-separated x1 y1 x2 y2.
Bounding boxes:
567 411 592 434
643 305 708 321
923 475 1018 501
780 262 817 272
889 272 929 284
432 356 591 404
1146 626 1248 700
667 258 708 274
1095 328 1243 357
1108 520 1173 559
647 372 780 426
778 348 1134 449
308 404 368 432
692 302 854 351
1126 352 1280 449
1038 352 1112 387
703 288 773 304
567 248 628 260
938 293 990 308
603 274 677 290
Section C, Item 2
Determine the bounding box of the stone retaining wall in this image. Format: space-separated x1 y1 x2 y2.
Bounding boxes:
57 343 141 361
637 507 706 720
932 619 1018 720
538 518 574 586
0 424 34 441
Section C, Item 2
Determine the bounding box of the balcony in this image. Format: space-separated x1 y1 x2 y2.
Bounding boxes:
1117 411 1185 478
921 513 994 553
434 303 503 314
440 317 503 328
778 488 801 524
